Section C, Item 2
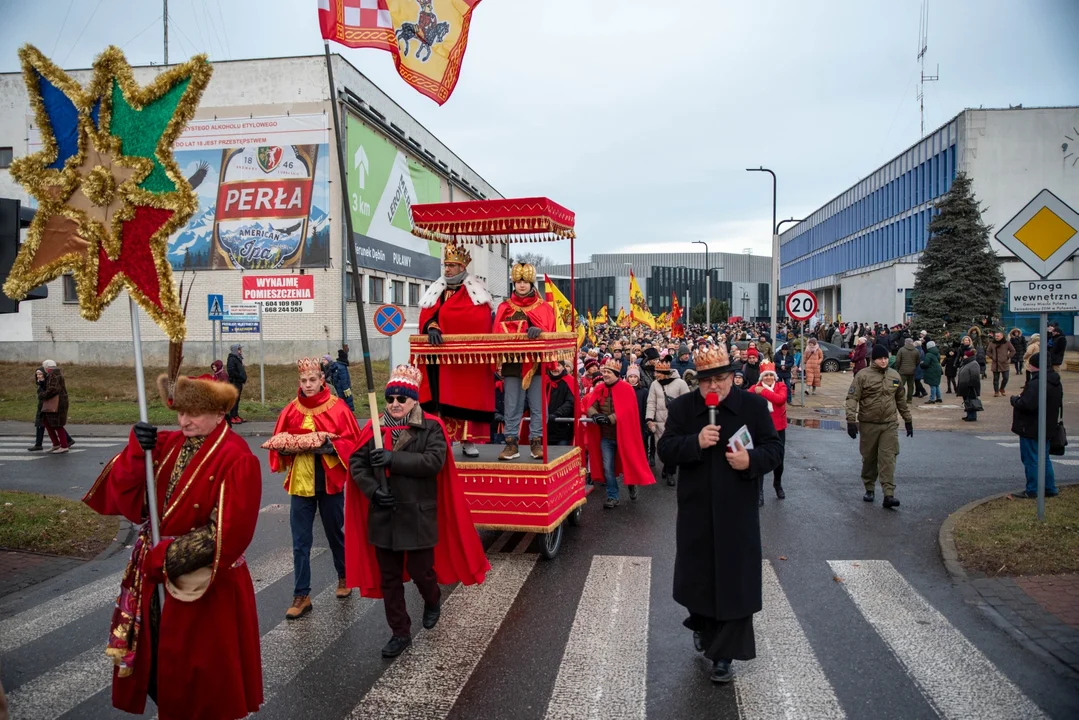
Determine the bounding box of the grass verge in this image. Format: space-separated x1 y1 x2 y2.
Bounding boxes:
953 484 1079 577
0 361 389 424
0 490 120 558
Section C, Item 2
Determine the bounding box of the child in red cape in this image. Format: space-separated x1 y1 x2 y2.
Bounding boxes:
583 359 654 509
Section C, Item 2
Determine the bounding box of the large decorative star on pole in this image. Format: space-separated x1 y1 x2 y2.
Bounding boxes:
3 45 212 342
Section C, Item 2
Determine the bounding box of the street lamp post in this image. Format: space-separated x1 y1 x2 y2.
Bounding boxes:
774 217 805 332
692 241 710 327
746 167 777 342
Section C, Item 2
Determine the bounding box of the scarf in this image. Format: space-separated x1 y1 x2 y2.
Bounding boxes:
445 270 468 287
381 411 407 446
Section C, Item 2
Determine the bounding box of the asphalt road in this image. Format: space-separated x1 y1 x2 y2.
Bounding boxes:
1 427 1078 719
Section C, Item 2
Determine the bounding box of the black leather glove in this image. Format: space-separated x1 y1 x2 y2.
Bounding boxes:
847 422 858 440
905 422 914 437
312 439 336 455
372 488 396 508
427 327 443 346
134 422 157 451
547 414 556 424
370 448 393 468
593 414 610 426
526 326 542 340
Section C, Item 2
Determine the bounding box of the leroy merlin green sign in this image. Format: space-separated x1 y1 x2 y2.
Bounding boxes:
346 116 443 279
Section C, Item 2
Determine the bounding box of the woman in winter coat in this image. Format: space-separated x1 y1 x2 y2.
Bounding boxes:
1008 328 1027 375
920 341 943 403
956 350 982 422
40 360 70 453
803 338 823 393
748 361 788 503
645 360 690 486
1023 333 1040 383
943 346 960 394
30 367 47 451
775 344 796 400
850 336 868 374
210 359 229 383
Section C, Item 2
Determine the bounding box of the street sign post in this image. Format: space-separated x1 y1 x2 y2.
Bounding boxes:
374 304 405 336
220 302 260 333
786 290 818 408
995 189 1078 521
208 294 224 362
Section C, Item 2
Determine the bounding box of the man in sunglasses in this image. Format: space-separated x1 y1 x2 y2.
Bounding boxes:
268 357 363 620
658 345 783 685
346 365 490 658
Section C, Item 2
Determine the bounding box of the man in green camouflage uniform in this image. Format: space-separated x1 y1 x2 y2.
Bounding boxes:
846 343 913 509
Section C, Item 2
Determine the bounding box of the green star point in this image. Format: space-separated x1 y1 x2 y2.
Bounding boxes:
109 76 191 193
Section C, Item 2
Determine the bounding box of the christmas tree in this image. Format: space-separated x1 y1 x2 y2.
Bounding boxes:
912 172 1004 337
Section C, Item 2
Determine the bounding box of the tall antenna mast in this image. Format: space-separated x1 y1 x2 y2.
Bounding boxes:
917 0 939 137
163 0 169 65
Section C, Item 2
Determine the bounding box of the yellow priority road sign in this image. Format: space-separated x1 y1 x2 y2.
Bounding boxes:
995 189 1079 278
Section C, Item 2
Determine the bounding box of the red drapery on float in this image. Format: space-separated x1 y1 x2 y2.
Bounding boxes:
410 197 576 242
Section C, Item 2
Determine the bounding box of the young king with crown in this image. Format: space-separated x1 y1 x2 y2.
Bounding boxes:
417 241 495 457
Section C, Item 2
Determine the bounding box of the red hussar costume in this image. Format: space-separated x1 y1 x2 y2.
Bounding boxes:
82 375 262 720
417 241 495 445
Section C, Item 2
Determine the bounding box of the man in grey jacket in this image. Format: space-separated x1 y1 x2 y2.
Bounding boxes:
894 338 922 402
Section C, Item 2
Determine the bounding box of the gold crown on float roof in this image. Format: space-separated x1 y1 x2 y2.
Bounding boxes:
602 358 622 373
693 345 731 372
297 357 323 374
511 262 536 284
443 242 471 266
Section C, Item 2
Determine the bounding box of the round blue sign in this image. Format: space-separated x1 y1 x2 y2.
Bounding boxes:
374 304 405 336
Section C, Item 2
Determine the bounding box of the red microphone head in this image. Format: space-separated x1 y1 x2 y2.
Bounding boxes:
705 392 719 408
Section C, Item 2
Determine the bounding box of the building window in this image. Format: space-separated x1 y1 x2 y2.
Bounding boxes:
0 147 12 169
409 282 420 306
904 288 915 315
369 276 384 304
62 273 77 303
345 273 364 302
391 280 405 305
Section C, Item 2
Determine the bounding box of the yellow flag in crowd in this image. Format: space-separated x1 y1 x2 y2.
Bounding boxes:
587 310 597 344
616 307 628 327
543 274 572 332
577 320 586 348
629 271 657 329
596 305 609 325
657 311 669 329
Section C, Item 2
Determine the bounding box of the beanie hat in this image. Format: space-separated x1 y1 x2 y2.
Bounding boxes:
746 348 759 359
1027 352 1040 368
677 342 690 356
871 344 890 361
584 358 599 371
385 364 421 401
964 349 976 358
926 341 936 349
626 365 641 379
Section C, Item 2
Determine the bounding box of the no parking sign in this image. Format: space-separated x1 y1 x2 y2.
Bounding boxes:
374 304 405 336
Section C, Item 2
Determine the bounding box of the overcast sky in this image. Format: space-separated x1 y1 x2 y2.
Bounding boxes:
2 0 1076 263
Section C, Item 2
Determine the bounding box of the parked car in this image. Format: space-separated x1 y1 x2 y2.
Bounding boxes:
816 341 852 373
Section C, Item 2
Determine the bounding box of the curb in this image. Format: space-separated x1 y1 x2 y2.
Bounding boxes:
92 517 137 562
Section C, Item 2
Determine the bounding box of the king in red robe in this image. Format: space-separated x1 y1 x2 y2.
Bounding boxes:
417 241 495 455
82 374 263 720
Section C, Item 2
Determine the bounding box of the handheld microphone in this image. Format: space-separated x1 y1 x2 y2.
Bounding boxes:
706 392 719 427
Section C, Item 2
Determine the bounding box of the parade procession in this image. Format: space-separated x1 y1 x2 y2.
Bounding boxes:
2 2 1079 720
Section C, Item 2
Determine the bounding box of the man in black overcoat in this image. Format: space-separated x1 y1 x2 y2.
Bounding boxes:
658 344 784 684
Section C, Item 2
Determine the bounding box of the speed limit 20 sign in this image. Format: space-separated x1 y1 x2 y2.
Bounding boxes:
785 289 818 322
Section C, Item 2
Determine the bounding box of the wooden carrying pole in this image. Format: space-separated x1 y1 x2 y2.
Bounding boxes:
323 43 386 491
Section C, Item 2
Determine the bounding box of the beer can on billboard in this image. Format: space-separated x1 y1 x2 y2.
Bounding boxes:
212 144 320 269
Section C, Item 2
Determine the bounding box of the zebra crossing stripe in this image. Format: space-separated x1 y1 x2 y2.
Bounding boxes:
828 560 1048 720
348 554 538 720
246 582 379 717
976 436 1015 441
0 450 86 461
7 547 306 720
0 570 124 653
513 532 536 554
996 442 1020 448
487 531 513 554
735 561 845 719
542 555 651 720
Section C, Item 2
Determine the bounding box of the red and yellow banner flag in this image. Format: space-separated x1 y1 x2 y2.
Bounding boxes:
671 292 684 338
595 305 609 325
543 274 572 332
616 307 628 327
318 0 482 105
586 310 597 345
628 271 656 329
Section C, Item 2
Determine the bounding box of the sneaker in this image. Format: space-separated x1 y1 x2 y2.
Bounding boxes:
530 437 543 460
233 416 246 425
285 595 312 619
882 495 901 509
603 497 619 509
498 438 520 461
461 441 479 458
50 447 69 454
628 485 638 501
27 445 43 452
335 578 352 599
381 635 412 658
1011 490 1035 499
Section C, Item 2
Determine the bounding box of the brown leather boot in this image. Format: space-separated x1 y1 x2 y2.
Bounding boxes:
335 577 351 599
530 437 543 460
499 437 520 461
285 595 312 619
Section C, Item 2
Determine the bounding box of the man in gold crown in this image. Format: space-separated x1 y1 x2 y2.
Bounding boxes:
493 261 557 460
658 344 784 685
417 241 495 457
268 357 363 619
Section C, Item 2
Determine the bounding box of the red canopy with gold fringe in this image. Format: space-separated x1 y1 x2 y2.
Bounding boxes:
410 197 575 243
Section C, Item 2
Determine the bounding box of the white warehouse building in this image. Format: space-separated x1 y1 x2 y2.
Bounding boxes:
0 54 509 365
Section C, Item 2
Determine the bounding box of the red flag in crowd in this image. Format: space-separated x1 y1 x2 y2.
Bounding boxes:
671 291 684 338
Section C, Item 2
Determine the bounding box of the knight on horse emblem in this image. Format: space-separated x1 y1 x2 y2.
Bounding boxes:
396 0 451 62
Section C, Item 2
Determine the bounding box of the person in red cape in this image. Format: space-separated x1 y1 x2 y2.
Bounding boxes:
346 365 489 658
417 241 495 458
493 261 557 461
82 373 262 720
583 358 654 509
747 361 788 504
268 357 362 619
